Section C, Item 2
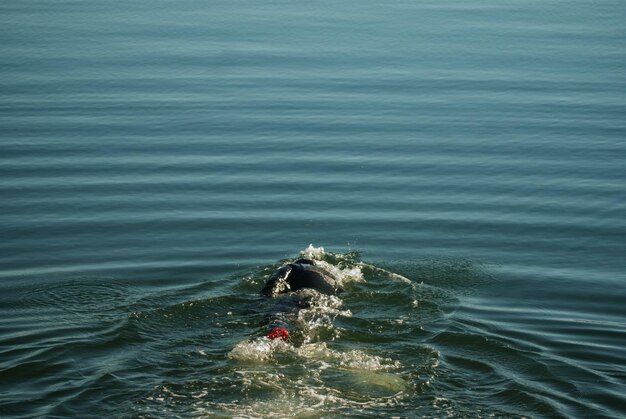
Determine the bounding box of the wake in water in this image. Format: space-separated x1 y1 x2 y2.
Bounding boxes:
128 246 622 418
12 244 577 418
225 245 409 416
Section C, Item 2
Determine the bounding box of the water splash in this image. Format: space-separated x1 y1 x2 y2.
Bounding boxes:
217 246 413 416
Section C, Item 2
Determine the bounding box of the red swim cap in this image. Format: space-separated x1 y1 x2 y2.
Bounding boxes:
267 327 289 341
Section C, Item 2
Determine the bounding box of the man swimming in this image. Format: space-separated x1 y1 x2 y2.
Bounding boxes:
260 259 342 341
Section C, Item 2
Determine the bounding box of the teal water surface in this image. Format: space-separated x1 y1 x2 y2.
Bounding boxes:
1 0 625 417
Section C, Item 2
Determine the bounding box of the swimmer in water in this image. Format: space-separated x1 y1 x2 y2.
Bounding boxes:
261 259 342 341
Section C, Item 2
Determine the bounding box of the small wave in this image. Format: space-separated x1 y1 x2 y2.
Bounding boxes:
19 279 136 318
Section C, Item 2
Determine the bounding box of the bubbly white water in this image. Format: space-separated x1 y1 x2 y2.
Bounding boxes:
223 246 409 415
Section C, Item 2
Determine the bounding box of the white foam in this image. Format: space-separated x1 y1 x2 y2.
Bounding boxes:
357 261 413 285
295 342 401 371
229 335 400 374
323 261 364 287
299 244 364 287
203 373 407 418
228 337 290 362
300 244 326 260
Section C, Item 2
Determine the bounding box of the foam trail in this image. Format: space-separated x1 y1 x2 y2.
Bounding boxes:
224 246 407 416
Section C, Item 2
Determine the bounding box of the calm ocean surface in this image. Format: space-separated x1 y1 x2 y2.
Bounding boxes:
1 1 625 417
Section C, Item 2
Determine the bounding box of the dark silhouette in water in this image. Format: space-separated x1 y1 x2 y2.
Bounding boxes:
260 258 342 297
260 259 342 341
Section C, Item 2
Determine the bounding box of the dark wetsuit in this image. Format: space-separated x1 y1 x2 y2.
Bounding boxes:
260 259 342 297
260 259 342 343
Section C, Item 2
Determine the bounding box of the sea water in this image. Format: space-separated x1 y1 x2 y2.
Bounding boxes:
1 1 625 417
